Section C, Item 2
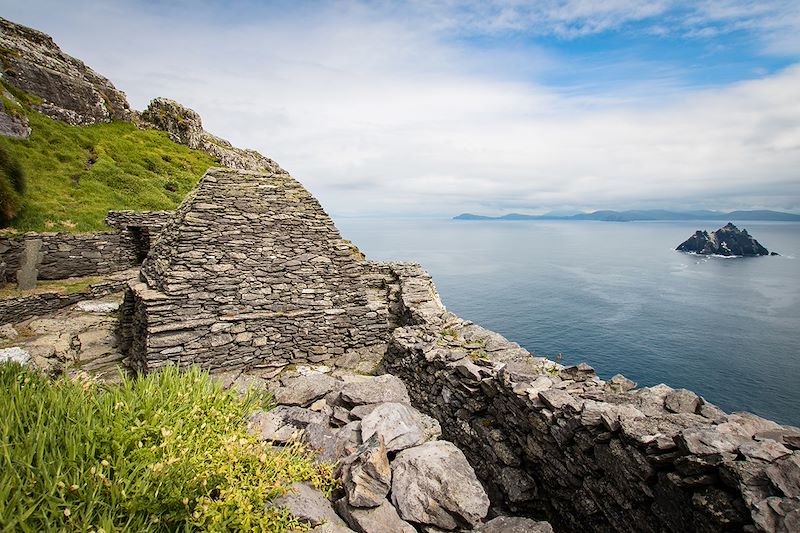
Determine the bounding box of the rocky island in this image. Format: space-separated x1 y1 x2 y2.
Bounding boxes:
676 222 773 256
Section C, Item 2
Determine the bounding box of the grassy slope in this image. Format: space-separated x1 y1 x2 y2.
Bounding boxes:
0 364 336 532
0 100 216 233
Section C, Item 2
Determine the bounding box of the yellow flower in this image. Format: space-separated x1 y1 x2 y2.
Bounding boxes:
101 459 109 467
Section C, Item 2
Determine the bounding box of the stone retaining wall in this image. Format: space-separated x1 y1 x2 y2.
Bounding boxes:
0 270 135 324
381 262 800 533
0 211 171 286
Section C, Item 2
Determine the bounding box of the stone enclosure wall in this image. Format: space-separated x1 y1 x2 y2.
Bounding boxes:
0 211 170 287
381 263 800 533
122 168 392 373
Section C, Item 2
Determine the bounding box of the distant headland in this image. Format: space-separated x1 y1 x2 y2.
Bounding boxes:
454 209 800 222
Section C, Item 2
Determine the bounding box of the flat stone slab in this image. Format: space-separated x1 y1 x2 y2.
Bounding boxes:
391 440 489 529
339 374 411 405
478 516 554 533
335 498 416 533
247 406 328 443
361 402 441 452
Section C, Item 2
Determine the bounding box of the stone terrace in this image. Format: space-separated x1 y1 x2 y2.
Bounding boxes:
122 168 391 373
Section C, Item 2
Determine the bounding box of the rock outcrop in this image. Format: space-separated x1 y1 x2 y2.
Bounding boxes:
676 222 770 256
0 88 30 138
0 17 130 125
140 97 285 174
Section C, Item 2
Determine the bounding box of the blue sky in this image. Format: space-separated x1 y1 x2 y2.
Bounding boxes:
2 0 799 215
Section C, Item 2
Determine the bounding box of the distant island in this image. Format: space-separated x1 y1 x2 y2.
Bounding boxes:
453 209 800 222
676 222 773 256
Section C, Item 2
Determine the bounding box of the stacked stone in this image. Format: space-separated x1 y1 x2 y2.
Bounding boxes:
0 269 135 323
240 366 552 532
105 210 174 262
124 167 391 372
381 263 800 533
0 232 139 284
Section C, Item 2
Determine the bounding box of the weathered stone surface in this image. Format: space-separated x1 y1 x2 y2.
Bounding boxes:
664 388 701 414
268 482 345 528
766 454 800 498
0 346 30 364
16 238 42 290
339 374 410 405
141 98 284 174
334 498 416 533
478 516 554 533
273 373 339 407
0 90 30 138
339 434 392 508
391 440 489 529
247 406 327 443
0 17 130 125
361 402 441 452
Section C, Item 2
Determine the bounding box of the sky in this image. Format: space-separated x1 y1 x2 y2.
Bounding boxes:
2 0 800 216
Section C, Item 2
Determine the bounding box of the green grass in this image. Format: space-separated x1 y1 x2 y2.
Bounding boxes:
0 93 216 233
0 364 336 532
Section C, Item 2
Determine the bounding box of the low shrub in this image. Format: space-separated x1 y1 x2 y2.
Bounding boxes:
0 364 335 532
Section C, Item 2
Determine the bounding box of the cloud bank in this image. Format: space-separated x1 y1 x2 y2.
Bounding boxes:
3 0 799 215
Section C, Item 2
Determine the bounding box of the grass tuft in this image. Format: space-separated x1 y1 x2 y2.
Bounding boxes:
0 364 335 532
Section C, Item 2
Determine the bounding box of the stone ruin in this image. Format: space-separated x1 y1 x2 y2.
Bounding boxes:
121 167 392 373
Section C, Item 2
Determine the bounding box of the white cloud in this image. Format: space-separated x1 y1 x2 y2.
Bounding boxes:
2 0 799 215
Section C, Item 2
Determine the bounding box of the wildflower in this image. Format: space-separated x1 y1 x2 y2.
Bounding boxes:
101 459 109 467
69 484 79 493
63 508 71 517
151 463 163 473
56 481 65 490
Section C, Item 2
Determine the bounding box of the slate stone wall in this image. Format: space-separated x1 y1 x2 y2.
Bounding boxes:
0 232 137 284
0 271 132 323
382 262 800 533
124 168 392 372
0 211 170 286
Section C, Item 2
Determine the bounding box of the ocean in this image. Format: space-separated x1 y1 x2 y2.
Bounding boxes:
335 217 800 427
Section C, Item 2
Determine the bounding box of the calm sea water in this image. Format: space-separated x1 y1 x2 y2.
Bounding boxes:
335 218 800 427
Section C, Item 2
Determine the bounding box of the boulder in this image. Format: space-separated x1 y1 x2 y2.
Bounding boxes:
247 406 327 443
334 498 416 533
391 440 490 529
665 388 701 414
273 373 339 407
339 434 392 508
361 402 441 452
268 482 345 528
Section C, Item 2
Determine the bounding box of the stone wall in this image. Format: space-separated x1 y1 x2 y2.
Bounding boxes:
122 167 392 373
0 211 170 286
0 232 138 284
0 270 134 324
381 262 800 533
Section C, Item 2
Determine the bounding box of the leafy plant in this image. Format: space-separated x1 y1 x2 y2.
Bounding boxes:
0 364 335 532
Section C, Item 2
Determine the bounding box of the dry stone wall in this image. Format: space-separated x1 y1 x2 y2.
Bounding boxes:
123 167 391 373
381 262 800 533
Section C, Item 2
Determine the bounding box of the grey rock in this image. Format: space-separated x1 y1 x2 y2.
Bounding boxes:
756 427 800 450
268 482 345 527
739 440 792 462
478 516 554 533
664 388 701 414
247 406 327 443
16 238 42 291
309 524 357 533
391 440 489 529
766 453 800 498
340 374 410 406
361 402 441 452
273 373 339 407
606 373 637 392
559 362 595 381
334 498 416 533
340 434 392 508
538 389 579 411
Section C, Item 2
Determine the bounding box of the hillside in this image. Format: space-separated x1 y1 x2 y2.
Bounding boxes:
0 100 216 232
